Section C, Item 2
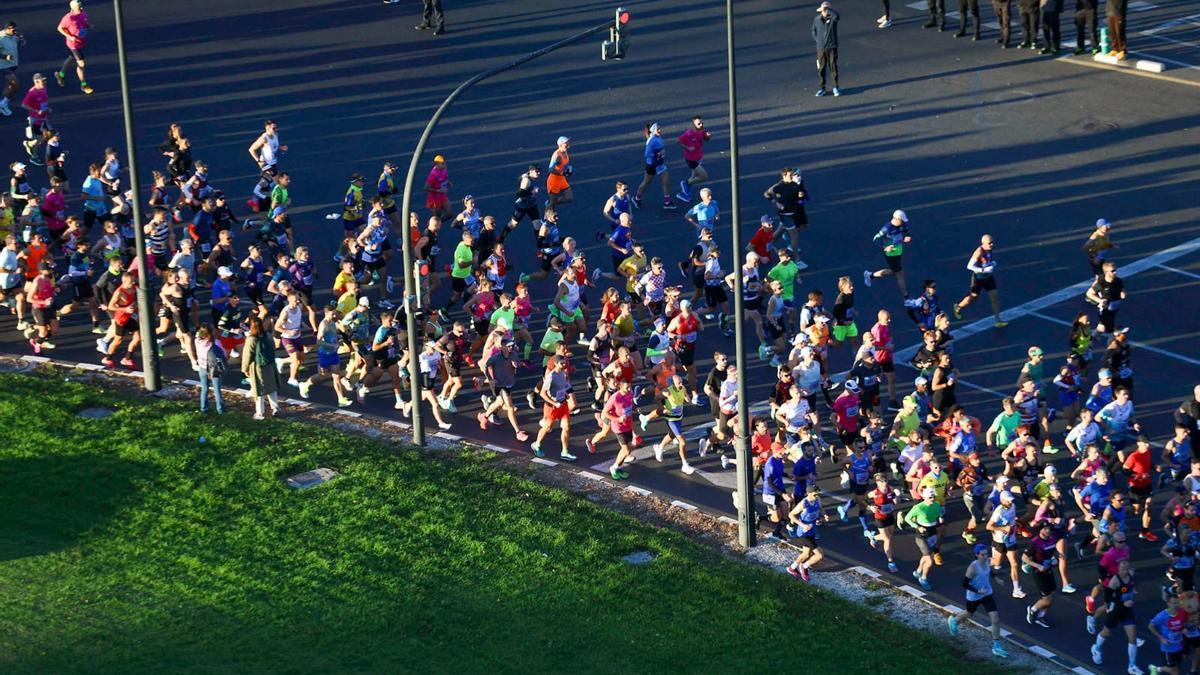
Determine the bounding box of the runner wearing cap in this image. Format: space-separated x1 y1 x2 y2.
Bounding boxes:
952 234 1008 328
546 137 573 211
634 123 677 211
342 173 366 233
424 155 452 221
948 543 1010 658
55 1 93 95
668 297 703 403
786 484 828 581
863 210 911 297
987 490 1028 599
1083 218 1116 278
675 116 711 203
761 441 792 538
20 73 51 163
763 167 810 258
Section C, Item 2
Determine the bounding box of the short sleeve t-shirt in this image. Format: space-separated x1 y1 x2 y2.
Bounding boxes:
832 393 861 433
604 391 635 433
767 262 799 301
58 11 89 50
451 242 473 279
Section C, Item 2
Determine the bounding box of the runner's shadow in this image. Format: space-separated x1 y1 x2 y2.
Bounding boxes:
0 454 152 563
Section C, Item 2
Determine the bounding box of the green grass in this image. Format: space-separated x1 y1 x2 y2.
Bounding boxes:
0 373 1008 674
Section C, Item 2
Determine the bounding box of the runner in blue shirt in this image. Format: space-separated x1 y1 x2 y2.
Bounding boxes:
786 484 827 581
685 188 719 232
1148 595 1186 674
761 442 791 540
633 122 677 211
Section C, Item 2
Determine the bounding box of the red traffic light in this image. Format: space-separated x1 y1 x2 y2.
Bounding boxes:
619 10 630 24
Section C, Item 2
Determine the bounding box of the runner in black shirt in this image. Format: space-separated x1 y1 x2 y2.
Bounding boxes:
1085 261 1125 333
763 167 809 261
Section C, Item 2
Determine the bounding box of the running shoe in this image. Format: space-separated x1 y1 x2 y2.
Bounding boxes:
1012 586 1026 599
653 442 664 462
54 71 66 87
815 89 827 97
678 180 691 202
0 100 10 117
80 83 94 95
337 396 353 407
832 88 841 97
994 320 1009 328
681 462 696 475
532 442 544 457
1140 530 1159 542
991 641 1008 658
720 453 729 469
787 566 803 580
560 450 577 462
102 357 115 369
585 438 596 454
1062 583 1077 594
878 19 892 28
887 561 898 573
610 468 629 480
953 306 962 320
527 391 537 409
91 324 105 334
28 338 41 354
639 413 650 431
862 269 873 287
298 382 312 399
477 412 490 429
1033 614 1051 629
836 503 849 520
437 421 452 430
120 357 137 369
1025 605 1035 625
632 194 643 209
798 565 810 581
698 438 709 457
947 615 958 635
591 268 602 283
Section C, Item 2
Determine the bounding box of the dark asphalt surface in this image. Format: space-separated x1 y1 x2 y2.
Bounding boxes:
4 0 1200 671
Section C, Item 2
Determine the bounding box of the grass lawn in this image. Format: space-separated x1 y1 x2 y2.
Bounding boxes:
0 373 1008 674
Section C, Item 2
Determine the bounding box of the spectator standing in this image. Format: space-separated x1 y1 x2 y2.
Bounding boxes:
1040 0 1063 54
409 0 446 36
1105 0 1127 60
812 2 840 98
1074 0 1100 54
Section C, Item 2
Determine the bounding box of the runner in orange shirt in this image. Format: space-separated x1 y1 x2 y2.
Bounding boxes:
546 136 574 211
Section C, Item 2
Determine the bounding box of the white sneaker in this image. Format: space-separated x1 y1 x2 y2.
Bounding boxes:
337 396 353 407
1012 586 1026 599
1127 666 1143 675
698 438 710 457
438 421 452 430
653 443 664 462
394 398 405 410
276 357 287 370
681 462 696 475
287 378 300 388
298 382 312 399
877 13 888 23
229 349 240 359
878 19 892 28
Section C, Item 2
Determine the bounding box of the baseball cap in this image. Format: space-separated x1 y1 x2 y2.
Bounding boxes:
806 484 821 495
649 123 660 134
914 376 928 386
350 172 365 182
921 487 936 500
760 215 774 225
973 543 989 556
1114 326 1130 335
791 332 810 346
216 266 233 278
271 206 286 218
556 136 570 145
843 379 860 393
1097 368 1112 379
816 1 831 10
1028 346 1043 357
10 162 25 172
432 155 445 164
873 472 887 482
799 346 814 358
358 296 370 307
1044 465 1057 476
892 209 908 223
814 314 831 324
1096 218 1112 228
32 72 46 82
1000 491 1014 503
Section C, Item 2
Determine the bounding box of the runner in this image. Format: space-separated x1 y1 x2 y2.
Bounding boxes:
762 441 793 539
546 137 573 211
1091 557 1143 674
648 372 695 474
531 353 575 460
947 543 1011 658
633 123 677 211
55 1 93 95
762 167 810 257
23 262 59 354
675 115 711 202
506 165 542 236
424 155 452 221
20 73 51 163
863 209 911 297
0 21 21 117
589 378 640 474
988 490 1028 598
786 484 828 581
952 234 1008 327
905 487 944 590
1148 595 1187 675
398 338 454 429
477 339 529 442
866 473 901 572
247 120 286 212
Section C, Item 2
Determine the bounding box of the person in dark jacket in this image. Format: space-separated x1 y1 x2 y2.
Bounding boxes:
1040 0 1063 53
1017 0 1041 49
1074 0 1099 54
812 2 840 97
1105 0 1127 59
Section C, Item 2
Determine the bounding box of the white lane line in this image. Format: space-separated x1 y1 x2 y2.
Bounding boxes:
483 442 510 454
1073 666 1097 675
385 420 410 429
895 235 1200 363
1158 263 1200 281
1140 12 1200 35
1028 310 1200 367
333 409 362 418
1128 0 1158 9
942 604 964 614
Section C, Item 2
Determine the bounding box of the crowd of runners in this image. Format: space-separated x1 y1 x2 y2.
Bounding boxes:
3 4 1200 673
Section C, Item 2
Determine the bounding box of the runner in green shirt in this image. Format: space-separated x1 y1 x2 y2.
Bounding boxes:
986 397 1021 451
767 248 801 328
269 173 291 213
448 230 475 307
904 487 944 590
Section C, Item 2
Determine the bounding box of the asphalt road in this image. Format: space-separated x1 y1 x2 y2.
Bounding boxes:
3 0 1200 671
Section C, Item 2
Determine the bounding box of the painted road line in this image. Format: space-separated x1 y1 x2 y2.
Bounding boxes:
1159 263 1200 281
1073 666 1097 675
896 234 1200 363
531 457 558 467
670 499 698 511
434 431 463 441
1027 310 1200 367
1127 0 1157 9
578 470 607 481
1140 12 1200 35
76 362 106 372
285 398 311 407
625 485 652 496
1029 644 1056 659
1000 628 1013 637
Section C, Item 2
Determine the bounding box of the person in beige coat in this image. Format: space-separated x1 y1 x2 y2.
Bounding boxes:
241 306 281 419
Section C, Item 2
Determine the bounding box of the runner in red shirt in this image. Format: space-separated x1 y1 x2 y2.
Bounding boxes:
869 309 897 409
675 115 711 202
667 299 703 402
56 1 93 94
23 262 58 353
20 73 50 161
1121 436 1158 541
101 272 142 369
748 215 776 265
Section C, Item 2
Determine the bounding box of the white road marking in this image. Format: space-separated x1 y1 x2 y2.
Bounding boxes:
1159 263 1200 281
898 584 926 598
895 235 1200 363
1029 645 1056 658
1027 310 1200 367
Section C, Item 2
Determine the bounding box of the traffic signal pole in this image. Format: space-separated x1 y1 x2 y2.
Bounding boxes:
725 0 755 548
399 14 623 446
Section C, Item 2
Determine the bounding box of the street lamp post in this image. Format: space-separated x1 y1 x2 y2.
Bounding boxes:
398 17 618 446
112 0 160 391
726 0 755 548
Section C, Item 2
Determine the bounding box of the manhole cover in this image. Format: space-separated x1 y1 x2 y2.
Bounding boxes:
78 407 115 419
622 551 655 565
0 360 34 374
286 467 339 490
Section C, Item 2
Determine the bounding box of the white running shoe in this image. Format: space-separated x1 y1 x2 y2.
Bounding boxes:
698 438 710 457
681 462 696 475
298 382 312 399
653 442 664 462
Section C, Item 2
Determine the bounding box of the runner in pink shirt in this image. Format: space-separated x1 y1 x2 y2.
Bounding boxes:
587 379 637 479
20 73 50 163
41 178 68 237
831 379 862 447
56 0 93 94
675 115 711 203
869 309 897 409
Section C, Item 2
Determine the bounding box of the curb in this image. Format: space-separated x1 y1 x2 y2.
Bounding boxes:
15 354 1090 672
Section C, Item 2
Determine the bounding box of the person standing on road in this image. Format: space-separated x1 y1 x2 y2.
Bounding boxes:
1040 0 1063 54
863 209 911 297
948 544 1010 658
0 22 22 117
1105 0 1128 60
812 2 841 97
952 234 1008 328
1074 0 1100 53
675 116 711 203
410 0 446 36
1017 0 1041 50
993 0 1014 46
924 0 947 30
55 1 93 95
956 0 982 39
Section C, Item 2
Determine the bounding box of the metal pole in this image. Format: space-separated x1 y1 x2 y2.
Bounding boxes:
112 0 160 391
398 19 613 446
726 0 754 548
